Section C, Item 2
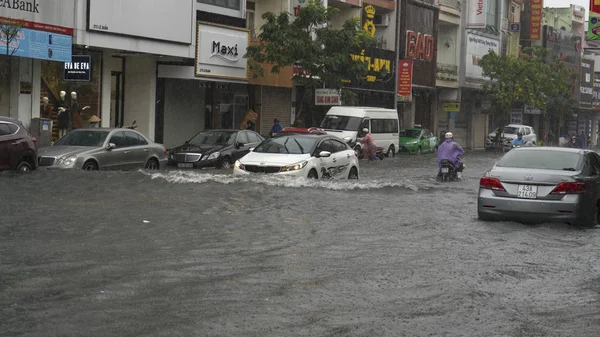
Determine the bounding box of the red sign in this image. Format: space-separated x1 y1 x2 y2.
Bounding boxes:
406 31 435 61
397 60 413 97
529 0 543 40
592 0 600 13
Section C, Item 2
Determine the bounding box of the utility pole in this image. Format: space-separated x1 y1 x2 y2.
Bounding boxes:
393 0 402 111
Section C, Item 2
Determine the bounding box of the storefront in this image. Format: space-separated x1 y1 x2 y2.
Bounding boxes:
399 0 438 129
0 0 74 137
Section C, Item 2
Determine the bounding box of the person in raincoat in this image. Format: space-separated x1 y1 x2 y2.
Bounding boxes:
359 128 379 161
437 132 465 178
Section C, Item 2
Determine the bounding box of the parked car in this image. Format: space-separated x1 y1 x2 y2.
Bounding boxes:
0 117 38 172
233 134 360 179
478 147 599 227
169 129 264 169
398 127 438 154
276 127 327 135
319 106 399 157
485 124 537 151
37 128 168 171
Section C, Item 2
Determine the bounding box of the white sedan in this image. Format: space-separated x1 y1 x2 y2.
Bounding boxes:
233 134 360 179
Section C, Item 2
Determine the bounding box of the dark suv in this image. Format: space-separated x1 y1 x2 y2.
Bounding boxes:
0 117 38 172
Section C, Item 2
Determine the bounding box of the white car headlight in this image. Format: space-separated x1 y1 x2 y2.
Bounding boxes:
281 161 308 172
207 152 220 160
234 160 245 170
63 156 77 166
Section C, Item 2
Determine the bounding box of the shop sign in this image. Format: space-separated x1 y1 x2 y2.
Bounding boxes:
524 106 542 114
443 102 460 112
510 109 523 124
0 0 74 35
465 33 499 83
466 0 486 29
588 0 600 41
508 23 520 58
401 2 437 87
315 89 341 106
405 31 435 61
64 55 91 81
0 27 71 62
397 60 413 101
529 0 543 40
580 58 595 109
195 22 249 81
88 0 193 44
344 5 395 93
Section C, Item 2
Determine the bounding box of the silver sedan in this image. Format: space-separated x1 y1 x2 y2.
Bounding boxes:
37 128 168 171
478 147 600 227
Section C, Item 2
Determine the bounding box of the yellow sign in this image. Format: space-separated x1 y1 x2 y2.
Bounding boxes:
443 103 460 112
363 5 376 37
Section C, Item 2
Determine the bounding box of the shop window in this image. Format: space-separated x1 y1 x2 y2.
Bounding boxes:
198 0 240 11
486 0 498 28
41 51 102 141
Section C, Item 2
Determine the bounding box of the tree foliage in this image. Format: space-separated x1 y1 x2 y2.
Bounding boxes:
479 46 575 120
1 22 22 78
245 0 379 109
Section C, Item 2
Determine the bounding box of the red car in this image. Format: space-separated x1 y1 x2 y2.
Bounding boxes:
276 127 327 135
0 117 38 172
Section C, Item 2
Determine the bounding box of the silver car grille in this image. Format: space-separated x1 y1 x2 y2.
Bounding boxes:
175 153 202 162
38 157 55 166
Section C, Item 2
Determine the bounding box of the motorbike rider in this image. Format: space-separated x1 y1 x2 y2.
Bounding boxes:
437 132 465 178
511 132 526 146
359 128 379 161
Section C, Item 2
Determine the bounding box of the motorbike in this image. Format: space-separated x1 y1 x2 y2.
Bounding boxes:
439 159 458 181
510 140 533 150
349 140 384 160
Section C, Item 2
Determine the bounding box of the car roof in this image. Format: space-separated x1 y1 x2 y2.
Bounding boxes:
506 124 531 128
0 116 20 123
510 146 587 154
401 127 425 130
273 133 330 140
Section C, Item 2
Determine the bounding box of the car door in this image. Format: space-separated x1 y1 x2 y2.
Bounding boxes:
0 123 14 170
246 131 264 149
314 139 336 178
97 131 130 170
124 131 149 168
330 139 352 178
233 132 252 161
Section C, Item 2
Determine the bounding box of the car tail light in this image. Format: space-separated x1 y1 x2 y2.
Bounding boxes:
550 182 586 195
163 148 168 157
480 177 506 191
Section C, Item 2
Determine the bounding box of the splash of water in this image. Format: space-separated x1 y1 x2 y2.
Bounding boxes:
142 170 426 192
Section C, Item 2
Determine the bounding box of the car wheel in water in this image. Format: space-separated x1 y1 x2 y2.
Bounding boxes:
16 161 32 173
307 169 318 179
348 167 359 180
220 157 232 169
82 161 99 171
145 159 159 170
417 147 422 155
387 146 395 158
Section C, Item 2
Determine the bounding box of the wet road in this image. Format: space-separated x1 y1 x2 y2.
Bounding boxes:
1 151 599 337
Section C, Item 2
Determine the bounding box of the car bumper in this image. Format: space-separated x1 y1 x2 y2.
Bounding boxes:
170 158 220 169
233 167 308 178
477 189 581 223
398 144 418 153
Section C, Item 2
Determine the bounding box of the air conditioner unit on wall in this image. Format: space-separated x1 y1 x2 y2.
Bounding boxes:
374 14 390 27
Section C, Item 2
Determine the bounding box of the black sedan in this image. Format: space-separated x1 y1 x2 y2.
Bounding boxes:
168 129 264 169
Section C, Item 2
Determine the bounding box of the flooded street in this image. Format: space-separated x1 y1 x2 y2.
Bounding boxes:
1 151 599 337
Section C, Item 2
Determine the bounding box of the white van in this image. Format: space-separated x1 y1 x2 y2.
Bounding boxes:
319 106 400 157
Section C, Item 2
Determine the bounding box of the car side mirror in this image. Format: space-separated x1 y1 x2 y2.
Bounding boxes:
236 142 245 149
249 148 255 152
184 140 190 145
318 151 332 158
106 143 116 150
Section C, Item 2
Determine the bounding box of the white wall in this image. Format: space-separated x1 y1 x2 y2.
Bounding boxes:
255 0 290 31
163 79 206 149
73 0 196 58
123 57 156 141
437 26 459 66
100 53 124 128
374 12 396 51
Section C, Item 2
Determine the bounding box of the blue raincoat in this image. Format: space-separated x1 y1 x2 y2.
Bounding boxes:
437 138 465 168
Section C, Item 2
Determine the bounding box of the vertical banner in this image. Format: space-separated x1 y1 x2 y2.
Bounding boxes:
589 0 600 40
398 60 413 101
467 0 487 29
580 58 595 109
508 23 521 57
529 0 543 40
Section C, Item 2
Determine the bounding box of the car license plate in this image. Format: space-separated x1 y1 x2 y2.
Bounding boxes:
441 167 449 173
517 185 537 199
177 163 193 168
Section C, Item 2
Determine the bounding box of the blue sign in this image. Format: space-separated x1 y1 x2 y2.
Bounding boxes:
1 28 72 62
510 23 520 32
449 111 457 120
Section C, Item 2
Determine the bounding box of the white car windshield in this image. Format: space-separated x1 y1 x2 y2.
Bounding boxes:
54 130 110 147
319 115 362 131
503 127 520 134
253 136 318 154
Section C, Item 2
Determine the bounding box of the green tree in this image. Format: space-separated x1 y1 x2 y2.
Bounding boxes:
1 22 23 109
479 46 575 125
245 0 379 123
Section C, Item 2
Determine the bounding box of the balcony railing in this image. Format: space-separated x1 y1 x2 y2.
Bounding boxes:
439 0 461 11
436 62 458 81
